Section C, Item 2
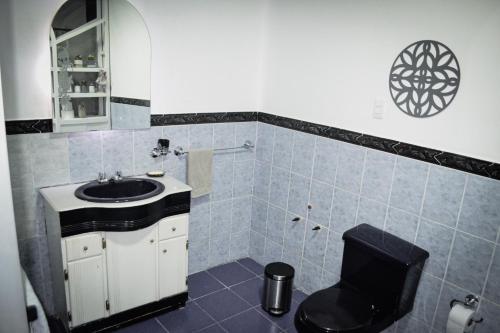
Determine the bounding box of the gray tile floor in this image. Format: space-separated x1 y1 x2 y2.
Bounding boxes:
115 258 306 333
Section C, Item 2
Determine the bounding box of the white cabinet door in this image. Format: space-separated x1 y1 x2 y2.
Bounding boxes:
106 225 157 314
158 236 188 299
67 255 107 327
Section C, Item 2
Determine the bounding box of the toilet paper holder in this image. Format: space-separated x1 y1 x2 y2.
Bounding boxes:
449 294 483 324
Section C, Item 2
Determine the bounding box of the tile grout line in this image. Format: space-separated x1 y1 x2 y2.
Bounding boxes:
192 323 221 333
249 122 258 261
280 127 294 264
154 317 170 333
204 265 258 292
269 126 287 261
417 213 497 246
233 260 262 279
195 270 267 326
352 148 368 228
190 285 228 302
206 125 215 267
320 138 340 284
430 175 469 329
304 135 330 287
478 233 498 312
192 301 229 333
263 125 277 262
216 307 264 330
295 132 313 291
413 164 431 244
382 155 398 231
278 126 297 273
227 123 237 261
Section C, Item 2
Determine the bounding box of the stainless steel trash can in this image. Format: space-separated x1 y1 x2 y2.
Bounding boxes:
262 262 295 316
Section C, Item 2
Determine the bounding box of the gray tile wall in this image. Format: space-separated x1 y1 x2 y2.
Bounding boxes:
6 120 500 332
6 122 257 313
249 122 500 333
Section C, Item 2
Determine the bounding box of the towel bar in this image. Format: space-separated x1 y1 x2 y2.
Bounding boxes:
174 140 254 156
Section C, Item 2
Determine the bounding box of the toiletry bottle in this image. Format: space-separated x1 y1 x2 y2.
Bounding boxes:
74 55 83 67
81 81 88 93
78 103 87 118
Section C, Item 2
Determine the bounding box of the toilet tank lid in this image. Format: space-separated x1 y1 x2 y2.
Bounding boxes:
343 224 429 266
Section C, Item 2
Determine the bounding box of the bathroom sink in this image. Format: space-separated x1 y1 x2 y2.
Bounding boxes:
75 178 165 203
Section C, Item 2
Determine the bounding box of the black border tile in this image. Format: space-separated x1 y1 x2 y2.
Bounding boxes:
257 113 500 181
392 142 442 165
4 112 500 181
110 96 151 107
434 152 498 179
5 119 53 135
150 112 257 126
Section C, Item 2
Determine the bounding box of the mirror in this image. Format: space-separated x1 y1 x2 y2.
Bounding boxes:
50 0 151 133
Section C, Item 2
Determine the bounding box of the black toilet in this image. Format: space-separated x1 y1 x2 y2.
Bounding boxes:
295 224 429 333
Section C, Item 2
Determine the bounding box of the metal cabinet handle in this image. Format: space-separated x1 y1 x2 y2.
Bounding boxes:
163 249 167 254
172 227 177 232
83 246 88 251
150 239 154 244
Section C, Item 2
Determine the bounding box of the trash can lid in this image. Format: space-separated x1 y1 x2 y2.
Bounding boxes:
265 262 295 281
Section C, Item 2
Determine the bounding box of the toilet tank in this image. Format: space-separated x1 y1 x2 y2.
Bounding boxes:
340 224 429 319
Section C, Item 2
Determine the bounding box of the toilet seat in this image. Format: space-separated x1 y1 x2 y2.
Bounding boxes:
296 287 375 333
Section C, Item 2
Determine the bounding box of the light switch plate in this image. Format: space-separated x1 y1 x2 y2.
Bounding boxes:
373 99 385 119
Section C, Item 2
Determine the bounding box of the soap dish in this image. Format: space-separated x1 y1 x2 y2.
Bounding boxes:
147 171 165 177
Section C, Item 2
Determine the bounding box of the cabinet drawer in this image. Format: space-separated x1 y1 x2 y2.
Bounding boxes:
159 214 188 240
65 233 103 261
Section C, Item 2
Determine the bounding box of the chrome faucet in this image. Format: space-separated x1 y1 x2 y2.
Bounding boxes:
111 170 123 182
97 172 108 184
97 171 122 183
151 139 170 158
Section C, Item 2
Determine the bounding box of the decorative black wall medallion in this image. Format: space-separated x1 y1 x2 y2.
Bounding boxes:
389 40 460 118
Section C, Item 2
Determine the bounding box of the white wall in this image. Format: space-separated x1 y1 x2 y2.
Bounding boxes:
0 0 64 120
2 0 500 163
109 0 151 100
134 0 266 113
263 0 500 163
0 68 29 333
0 0 266 119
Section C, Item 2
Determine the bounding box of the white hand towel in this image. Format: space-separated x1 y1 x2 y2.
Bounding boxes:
187 149 213 198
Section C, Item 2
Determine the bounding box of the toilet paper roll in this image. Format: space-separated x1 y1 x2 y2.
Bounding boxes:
446 303 476 333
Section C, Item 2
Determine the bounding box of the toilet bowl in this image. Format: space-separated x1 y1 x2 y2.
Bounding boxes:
294 224 429 333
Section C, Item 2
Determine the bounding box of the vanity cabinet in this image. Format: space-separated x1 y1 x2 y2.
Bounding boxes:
59 214 189 329
41 176 191 331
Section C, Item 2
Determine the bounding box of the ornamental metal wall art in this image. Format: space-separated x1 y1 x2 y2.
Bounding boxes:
389 40 460 118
